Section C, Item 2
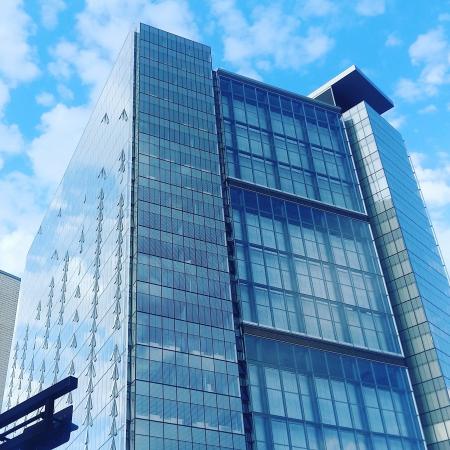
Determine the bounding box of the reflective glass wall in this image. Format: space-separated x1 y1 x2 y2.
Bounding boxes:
215 72 425 449
229 187 399 354
217 72 364 213
344 102 450 449
131 25 245 450
246 336 423 450
2 32 134 450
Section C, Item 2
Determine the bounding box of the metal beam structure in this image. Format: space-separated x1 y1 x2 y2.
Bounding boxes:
0 376 78 449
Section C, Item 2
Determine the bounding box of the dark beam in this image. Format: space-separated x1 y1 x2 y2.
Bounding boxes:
0 376 77 430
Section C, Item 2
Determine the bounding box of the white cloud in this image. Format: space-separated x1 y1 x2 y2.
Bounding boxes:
395 27 450 102
300 0 336 18
211 0 334 78
48 40 76 79
48 0 199 99
35 91 55 107
387 114 406 129
432 221 450 271
0 172 46 275
385 33 402 47
0 0 38 203
397 78 424 101
418 104 438 114
49 41 112 100
438 12 450 22
40 0 66 29
0 0 39 85
410 152 450 269
0 80 10 115
28 103 90 186
0 123 24 155
410 153 450 208
355 0 385 16
384 109 406 130
57 84 74 101
409 27 448 65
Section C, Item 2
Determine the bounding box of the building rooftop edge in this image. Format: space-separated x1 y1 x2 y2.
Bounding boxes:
308 65 394 115
138 22 212 51
215 68 342 112
0 269 21 281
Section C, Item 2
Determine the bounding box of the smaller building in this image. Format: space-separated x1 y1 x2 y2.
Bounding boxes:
0 269 20 411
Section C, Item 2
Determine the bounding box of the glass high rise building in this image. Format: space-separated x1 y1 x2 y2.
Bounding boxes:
2 24 449 450
0 269 20 412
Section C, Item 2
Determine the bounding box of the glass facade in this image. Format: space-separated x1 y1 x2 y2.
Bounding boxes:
4 24 445 450
344 102 450 449
229 187 399 354
130 25 245 449
2 32 134 449
215 71 425 449
217 73 364 213
246 336 423 450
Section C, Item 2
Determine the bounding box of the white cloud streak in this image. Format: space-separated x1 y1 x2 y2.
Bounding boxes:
0 0 37 173
385 33 402 47
211 0 334 78
355 0 385 16
410 152 450 269
0 0 200 275
300 0 336 18
395 27 450 102
40 0 66 29
418 104 438 114
35 91 55 107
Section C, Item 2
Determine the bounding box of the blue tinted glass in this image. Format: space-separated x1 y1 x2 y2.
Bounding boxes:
131 25 245 449
229 187 400 354
344 101 450 445
217 74 364 212
245 336 424 449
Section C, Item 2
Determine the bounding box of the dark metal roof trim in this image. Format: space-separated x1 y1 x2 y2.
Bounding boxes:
0 269 20 282
309 65 394 115
215 69 342 112
242 323 406 367
227 177 368 221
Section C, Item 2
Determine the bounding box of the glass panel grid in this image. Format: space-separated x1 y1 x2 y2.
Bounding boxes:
132 24 245 450
230 187 400 354
344 101 450 447
245 335 425 450
217 74 364 212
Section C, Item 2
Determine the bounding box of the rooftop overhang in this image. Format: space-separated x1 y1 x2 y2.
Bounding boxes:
308 65 394 115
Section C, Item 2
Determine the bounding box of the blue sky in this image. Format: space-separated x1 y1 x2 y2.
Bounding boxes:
1 0 450 275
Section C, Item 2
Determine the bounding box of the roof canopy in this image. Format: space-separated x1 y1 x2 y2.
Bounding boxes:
308 65 394 114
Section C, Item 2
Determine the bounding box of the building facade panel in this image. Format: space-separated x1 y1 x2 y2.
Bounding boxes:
130 24 245 449
344 101 450 449
1 32 134 450
245 335 423 450
215 71 425 449
217 73 364 213
0 270 20 412
228 186 399 354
